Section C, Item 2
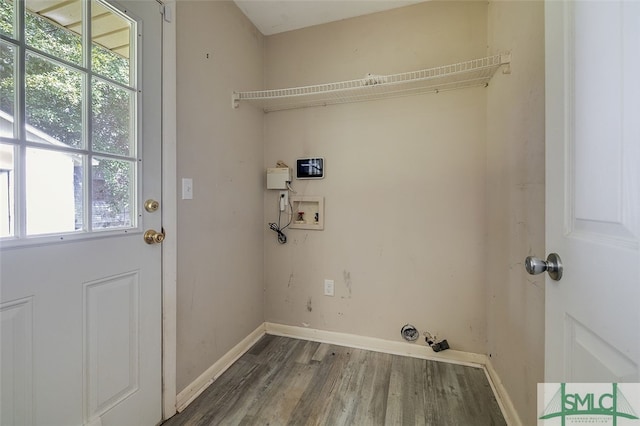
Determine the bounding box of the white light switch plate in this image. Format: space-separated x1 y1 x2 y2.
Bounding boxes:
182 178 193 200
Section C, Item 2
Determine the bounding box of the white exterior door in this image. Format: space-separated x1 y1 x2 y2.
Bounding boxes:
0 1 163 425
544 0 639 382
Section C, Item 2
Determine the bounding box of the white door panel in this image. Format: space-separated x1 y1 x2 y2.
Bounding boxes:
545 0 639 382
0 1 162 425
1 297 34 426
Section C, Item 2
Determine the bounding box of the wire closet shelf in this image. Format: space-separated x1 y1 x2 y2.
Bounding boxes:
233 54 511 113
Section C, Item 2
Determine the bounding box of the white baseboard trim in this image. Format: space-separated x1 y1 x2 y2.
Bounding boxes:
484 358 523 426
265 322 486 367
265 322 522 426
174 321 522 426
175 323 266 413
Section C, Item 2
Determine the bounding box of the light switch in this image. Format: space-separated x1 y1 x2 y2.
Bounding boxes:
182 178 193 200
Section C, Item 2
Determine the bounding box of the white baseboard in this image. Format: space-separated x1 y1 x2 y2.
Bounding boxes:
174 321 522 426
484 358 523 426
265 322 486 367
175 323 266 412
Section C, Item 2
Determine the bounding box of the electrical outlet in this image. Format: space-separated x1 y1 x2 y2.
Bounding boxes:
324 279 334 297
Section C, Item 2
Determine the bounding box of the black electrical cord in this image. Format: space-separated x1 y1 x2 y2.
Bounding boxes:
269 222 287 244
268 195 292 244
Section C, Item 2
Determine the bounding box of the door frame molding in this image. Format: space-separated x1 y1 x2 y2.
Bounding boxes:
161 0 178 419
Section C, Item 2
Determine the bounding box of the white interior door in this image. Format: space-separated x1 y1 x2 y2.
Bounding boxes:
544 0 639 382
0 1 163 425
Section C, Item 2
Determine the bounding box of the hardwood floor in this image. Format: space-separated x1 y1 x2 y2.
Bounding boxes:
163 335 506 426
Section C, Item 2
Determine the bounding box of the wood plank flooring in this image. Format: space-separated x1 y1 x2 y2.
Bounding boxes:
163 335 506 426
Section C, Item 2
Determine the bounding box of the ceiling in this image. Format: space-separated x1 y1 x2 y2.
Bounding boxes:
233 0 428 36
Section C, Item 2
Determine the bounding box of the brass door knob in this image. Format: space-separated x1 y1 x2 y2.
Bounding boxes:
144 229 165 244
144 199 160 212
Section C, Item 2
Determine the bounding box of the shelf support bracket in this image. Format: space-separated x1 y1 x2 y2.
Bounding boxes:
500 52 512 75
232 92 240 109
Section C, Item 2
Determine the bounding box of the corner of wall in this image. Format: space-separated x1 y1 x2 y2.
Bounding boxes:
485 1 545 424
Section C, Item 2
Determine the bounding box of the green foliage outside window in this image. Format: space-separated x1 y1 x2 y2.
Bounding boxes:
0 1 137 230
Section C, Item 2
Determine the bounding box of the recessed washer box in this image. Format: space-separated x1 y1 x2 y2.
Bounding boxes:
290 196 324 230
296 158 324 179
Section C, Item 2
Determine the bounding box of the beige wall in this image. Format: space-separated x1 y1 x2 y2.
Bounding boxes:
486 1 545 424
173 1 545 422
263 2 490 353
175 1 265 392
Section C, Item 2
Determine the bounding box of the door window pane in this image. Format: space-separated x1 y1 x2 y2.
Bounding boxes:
26 147 83 235
25 0 82 65
25 53 83 148
3 0 138 242
0 41 15 138
92 78 134 156
92 157 134 229
0 0 12 37
0 143 14 237
92 0 131 85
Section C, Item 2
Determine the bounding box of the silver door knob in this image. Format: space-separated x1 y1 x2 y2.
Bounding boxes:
525 253 563 281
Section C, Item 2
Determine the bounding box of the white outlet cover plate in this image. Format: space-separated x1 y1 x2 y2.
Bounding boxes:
324 279 334 296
